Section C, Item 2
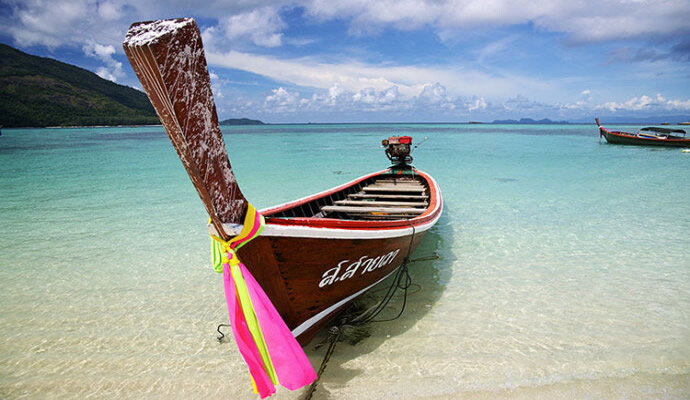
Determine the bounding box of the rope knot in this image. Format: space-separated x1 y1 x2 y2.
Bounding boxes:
210 205 265 274
223 247 240 267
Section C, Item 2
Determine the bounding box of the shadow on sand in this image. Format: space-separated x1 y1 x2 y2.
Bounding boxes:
301 212 455 399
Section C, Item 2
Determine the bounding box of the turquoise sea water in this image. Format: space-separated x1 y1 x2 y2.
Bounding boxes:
1 123 689 399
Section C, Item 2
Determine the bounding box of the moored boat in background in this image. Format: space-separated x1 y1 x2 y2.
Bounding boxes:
596 118 689 147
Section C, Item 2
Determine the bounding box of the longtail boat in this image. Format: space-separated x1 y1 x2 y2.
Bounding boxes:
122 18 442 393
596 118 689 147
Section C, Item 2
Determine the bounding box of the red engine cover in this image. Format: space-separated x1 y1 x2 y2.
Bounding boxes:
387 136 412 144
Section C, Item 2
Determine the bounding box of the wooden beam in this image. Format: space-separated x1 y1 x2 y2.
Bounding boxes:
373 179 424 186
335 200 428 207
363 186 425 193
348 193 429 200
322 205 425 214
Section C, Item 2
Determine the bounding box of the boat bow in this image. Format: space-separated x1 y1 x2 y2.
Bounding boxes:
123 18 247 239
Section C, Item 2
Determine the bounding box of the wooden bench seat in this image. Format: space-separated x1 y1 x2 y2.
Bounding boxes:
334 200 428 207
362 186 425 193
373 180 424 186
348 193 429 200
321 205 426 215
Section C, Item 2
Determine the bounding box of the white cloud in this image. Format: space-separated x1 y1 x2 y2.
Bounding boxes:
219 78 690 120
7 0 88 47
418 82 449 104
83 43 116 62
327 83 346 105
220 7 286 48
83 42 123 82
4 0 689 52
595 94 690 113
264 87 302 112
252 82 492 117
206 49 550 101
351 88 375 104
8 0 684 53
417 83 458 110
2 0 688 121
97 1 122 20
95 67 116 81
468 97 487 111
208 71 225 99
305 0 690 42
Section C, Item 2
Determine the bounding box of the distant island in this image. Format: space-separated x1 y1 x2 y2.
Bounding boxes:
220 118 265 125
0 43 159 128
492 118 568 124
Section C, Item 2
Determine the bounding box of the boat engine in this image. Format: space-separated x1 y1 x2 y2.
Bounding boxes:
382 136 413 167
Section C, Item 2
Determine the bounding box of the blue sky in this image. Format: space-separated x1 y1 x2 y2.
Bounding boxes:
1 0 689 123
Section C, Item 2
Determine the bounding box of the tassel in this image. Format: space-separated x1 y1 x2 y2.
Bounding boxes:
212 204 316 397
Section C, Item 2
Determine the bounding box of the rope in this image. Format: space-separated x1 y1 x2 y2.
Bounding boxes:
351 221 415 325
302 326 342 400
302 220 427 399
217 324 231 342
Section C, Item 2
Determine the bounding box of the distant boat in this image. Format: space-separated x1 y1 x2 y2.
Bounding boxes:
596 118 689 147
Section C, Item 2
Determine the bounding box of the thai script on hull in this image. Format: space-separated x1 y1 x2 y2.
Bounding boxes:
319 249 401 288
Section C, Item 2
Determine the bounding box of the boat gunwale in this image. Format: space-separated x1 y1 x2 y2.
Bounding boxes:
258 168 442 231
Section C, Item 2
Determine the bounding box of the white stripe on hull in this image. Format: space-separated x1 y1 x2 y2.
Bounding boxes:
260 211 441 239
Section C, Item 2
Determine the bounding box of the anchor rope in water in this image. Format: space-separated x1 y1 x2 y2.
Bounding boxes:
301 326 343 400
303 220 433 400
351 221 416 325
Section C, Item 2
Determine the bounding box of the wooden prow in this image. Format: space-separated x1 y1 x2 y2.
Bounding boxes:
595 118 604 139
123 18 247 240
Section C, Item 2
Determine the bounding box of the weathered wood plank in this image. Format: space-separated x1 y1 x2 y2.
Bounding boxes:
362 186 425 193
370 184 424 188
322 205 425 214
374 179 424 186
348 193 429 200
334 200 428 207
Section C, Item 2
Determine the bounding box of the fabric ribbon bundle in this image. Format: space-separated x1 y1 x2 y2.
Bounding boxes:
211 205 316 398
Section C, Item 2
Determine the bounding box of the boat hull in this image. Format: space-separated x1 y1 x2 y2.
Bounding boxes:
601 129 690 147
229 169 443 344
238 230 428 344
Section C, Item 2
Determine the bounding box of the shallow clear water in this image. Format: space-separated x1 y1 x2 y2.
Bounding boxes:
1 124 688 399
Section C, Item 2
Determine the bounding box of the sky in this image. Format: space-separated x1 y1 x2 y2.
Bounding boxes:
1 0 689 123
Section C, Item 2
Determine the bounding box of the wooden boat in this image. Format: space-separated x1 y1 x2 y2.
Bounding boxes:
123 18 443 345
596 118 689 147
